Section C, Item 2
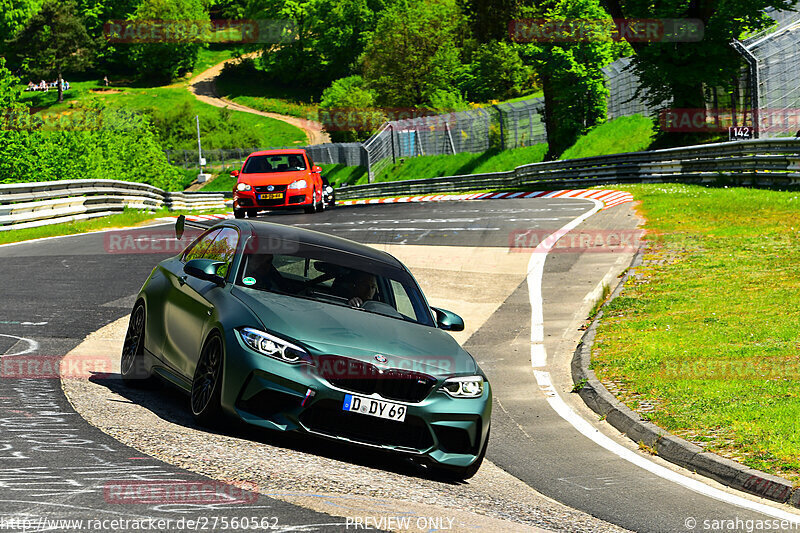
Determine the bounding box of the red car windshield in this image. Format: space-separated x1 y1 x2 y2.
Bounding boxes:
243 154 306 173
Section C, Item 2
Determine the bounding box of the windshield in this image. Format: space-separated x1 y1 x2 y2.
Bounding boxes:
235 243 434 326
243 154 306 173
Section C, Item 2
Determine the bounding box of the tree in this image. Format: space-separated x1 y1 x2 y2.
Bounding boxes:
361 0 471 108
602 0 794 143
126 0 209 83
246 0 393 89
8 0 94 103
518 0 616 159
461 41 533 102
319 75 382 142
462 0 522 42
0 0 44 56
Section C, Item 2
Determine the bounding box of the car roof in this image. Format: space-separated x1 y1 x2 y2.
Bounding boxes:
219 219 404 269
247 149 307 157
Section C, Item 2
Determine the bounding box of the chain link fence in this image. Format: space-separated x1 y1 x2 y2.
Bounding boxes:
602 57 653 120
363 98 547 179
738 6 800 138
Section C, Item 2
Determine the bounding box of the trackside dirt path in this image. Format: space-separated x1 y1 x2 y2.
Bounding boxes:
188 54 330 146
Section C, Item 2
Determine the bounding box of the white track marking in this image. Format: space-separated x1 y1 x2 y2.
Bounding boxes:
0 221 173 249
528 200 603 367
0 334 39 356
527 201 800 521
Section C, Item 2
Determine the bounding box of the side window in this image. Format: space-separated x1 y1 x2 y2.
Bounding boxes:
272 255 307 280
204 228 239 279
390 280 415 320
183 229 221 262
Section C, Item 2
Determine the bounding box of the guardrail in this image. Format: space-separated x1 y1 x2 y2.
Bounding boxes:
0 179 226 231
337 138 800 200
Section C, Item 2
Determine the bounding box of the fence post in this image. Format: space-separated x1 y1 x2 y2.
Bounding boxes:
390 124 396 164
444 123 456 155
492 105 505 151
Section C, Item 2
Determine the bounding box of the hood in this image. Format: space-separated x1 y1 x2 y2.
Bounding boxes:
241 170 309 186
232 286 477 377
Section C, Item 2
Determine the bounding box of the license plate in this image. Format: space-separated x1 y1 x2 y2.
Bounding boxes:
342 394 406 422
258 193 283 200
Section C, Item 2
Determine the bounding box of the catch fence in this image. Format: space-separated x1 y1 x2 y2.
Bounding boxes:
737 7 800 138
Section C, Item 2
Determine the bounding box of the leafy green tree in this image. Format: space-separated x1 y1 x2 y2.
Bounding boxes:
246 0 392 89
462 0 522 42
361 0 471 108
319 75 382 141
126 0 209 83
518 0 615 159
7 0 94 103
461 41 533 102
0 0 44 55
75 0 141 73
603 0 793 143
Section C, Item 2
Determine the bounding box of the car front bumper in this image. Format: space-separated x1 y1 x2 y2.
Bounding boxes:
234 189 313 210
219 330 491 468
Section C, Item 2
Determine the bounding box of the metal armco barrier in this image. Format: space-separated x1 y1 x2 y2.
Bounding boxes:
0 179 226 231
336 138 800 201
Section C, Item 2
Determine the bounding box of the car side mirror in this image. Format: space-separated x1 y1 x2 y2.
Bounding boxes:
231 170 240 177
312 166 322 173
432 307 464 331
175 214 185 240
184 259 226 286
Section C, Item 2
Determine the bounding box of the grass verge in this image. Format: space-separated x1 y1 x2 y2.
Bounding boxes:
216 72 319 121
372 144 549 184
591 183 800 481
559 115 655 160
0 207 229 246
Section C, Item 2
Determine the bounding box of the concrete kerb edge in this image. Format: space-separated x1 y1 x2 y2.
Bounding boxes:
570 246 799 506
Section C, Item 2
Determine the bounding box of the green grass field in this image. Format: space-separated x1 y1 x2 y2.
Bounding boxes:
592 184 800 481
215 73 320 121
371 144 549 184
19 77 306 151
192 47 237 76
0 207 228 245
560 115 655 160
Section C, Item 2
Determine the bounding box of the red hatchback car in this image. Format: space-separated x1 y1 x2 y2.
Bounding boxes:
232 149 325 218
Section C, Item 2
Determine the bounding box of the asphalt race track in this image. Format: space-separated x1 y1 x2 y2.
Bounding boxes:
1 198 798 532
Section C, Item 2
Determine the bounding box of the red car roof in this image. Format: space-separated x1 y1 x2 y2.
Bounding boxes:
247 149 307 157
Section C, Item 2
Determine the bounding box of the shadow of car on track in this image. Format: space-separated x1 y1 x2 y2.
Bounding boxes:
87 371 469 484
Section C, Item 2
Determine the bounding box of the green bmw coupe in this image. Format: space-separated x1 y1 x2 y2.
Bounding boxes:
121 218 491 479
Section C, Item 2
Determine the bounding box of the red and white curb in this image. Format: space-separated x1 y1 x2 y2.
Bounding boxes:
339 189 634 210
156 190 633 223
156 214 234 223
